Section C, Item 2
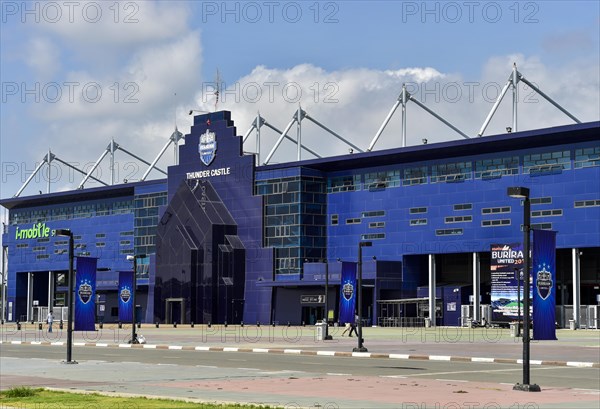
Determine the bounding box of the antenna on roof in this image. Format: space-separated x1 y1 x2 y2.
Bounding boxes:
214 69 222 111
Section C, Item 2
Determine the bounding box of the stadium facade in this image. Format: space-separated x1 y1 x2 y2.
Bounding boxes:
1 111 598 328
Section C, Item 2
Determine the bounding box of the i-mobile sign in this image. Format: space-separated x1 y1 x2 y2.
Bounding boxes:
15 222 53 240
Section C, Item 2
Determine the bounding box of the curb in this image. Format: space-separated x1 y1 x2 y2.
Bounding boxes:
2 340 598 368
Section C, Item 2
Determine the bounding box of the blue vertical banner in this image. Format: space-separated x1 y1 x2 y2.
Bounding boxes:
119 271 134 322
339 262 357 324
74 257 97 331
533 230 557 340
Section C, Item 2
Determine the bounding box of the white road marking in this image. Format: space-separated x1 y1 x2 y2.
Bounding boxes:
471 357 494 363
567 361 594 368
389 354 410 359
429 355 451 361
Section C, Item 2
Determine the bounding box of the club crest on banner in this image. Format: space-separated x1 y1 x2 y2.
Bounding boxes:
199 129 217 166
343 282 354 301
78 281 92 304
120 288 131 304
536 266 553 300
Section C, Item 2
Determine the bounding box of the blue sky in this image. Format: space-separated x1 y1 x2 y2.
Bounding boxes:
1 0 599 208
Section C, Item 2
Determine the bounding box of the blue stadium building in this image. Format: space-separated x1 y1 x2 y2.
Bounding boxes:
1 111 598 329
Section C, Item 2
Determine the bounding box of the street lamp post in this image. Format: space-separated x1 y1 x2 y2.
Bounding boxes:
56 229 76 364
322 259 332 340
507 187 540 392
353 241 372 353
127 254 146 344
515 268 522 337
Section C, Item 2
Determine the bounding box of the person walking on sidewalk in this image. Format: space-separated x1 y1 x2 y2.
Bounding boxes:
47 310 54 333
341 321 352 336
349 314 359 337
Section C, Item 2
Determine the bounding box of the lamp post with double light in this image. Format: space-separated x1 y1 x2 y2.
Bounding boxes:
353 241 372 352
507 187 540 392
126 254 146 344
55 229 76 364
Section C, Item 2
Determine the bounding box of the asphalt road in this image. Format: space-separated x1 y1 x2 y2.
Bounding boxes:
2 343 599 390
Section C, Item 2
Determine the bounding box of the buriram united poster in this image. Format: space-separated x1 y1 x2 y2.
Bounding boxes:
490 243 528 323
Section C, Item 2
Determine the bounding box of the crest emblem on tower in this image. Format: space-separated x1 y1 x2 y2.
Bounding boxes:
199 129 217 166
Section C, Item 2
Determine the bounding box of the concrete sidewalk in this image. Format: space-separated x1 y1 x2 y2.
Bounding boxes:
2 323 599 367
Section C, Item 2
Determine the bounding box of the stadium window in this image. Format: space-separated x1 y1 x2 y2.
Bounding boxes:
531 209 563 217
445 216 473 223
574 199 600 208
524 150 570 174
435 228 463 236
530 197 552 205
409 207 427 214
574 147 600 169
474 156 519 179
482 206 511 214
410 219 427 226
482 219 511 227
453 203 473 211
361 210 385 218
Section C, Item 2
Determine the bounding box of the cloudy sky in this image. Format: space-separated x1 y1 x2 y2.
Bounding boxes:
1 0 599 209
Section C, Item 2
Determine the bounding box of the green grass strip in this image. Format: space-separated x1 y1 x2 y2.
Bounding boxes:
0 387 282 408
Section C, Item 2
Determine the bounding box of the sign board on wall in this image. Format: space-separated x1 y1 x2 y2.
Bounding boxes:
301 295 325 304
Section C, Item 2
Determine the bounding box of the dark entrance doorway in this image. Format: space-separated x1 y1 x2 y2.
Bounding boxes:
301 306 324 325
165 298 185 324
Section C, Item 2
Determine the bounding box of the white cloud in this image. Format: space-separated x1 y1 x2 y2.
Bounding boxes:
196 57 598 165
5 54 599 196
34 2 190 47
33 32 202 122
24 37 61 79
